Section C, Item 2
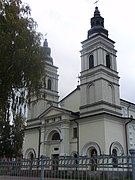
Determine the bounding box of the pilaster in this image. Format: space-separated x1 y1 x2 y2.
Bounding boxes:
60 123 70 156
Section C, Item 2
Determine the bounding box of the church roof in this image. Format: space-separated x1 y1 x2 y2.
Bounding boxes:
120 99 135 108
81 32 115 44
59 85 80 103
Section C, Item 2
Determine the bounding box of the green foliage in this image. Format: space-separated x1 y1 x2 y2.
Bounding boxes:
0 0 43 120
0 114 25 159
0 119 12 158
0 0 44 159
12 114 25 158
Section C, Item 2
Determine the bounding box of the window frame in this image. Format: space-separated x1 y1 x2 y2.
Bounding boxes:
73 127 77 139
48 79 52 90
89 54 94 69
106 54 111 69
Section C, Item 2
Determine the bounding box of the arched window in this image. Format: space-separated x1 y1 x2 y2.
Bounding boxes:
52 132 60 140
25 148 36 159
30 152 34 160
106 54 111 69
91 148 97 157
112 149 118 167
48 79 51 90
109 141 124 156
90 148 97 171
89 55 94 69
28 151 35 160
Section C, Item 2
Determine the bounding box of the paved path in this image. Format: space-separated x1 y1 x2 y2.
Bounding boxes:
0 176 70 180
0 177 39 180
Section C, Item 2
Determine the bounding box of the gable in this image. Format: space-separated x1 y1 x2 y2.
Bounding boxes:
44 109 62 118
39 106 75 119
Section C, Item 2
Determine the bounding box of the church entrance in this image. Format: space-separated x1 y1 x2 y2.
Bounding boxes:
52 154 59 171
46 129 61 157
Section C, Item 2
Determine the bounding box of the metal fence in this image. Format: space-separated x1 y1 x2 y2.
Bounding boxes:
0 152 135 180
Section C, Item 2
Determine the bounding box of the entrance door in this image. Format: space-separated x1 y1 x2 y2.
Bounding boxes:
52 154 59 171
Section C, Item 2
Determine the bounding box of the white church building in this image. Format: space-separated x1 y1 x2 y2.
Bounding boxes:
23 6 135 160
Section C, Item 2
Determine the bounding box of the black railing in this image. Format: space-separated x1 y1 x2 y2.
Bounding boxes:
0 153 135 180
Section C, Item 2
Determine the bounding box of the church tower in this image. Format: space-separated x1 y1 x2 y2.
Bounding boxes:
28 39 59 119
80 7 121 117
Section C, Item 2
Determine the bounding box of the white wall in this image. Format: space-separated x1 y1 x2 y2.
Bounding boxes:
23 128 39 158
79 118 106 155
79 116 126 155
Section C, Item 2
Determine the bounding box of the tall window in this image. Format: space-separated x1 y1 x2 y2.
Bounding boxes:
112 149 118 167
73 127 77 138
48 79 51 90
90 148 97 171
106 54 111 69
89 55 94 69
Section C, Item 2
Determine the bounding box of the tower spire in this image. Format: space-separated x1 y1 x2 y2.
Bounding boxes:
87 6 108 38
41 38 53 65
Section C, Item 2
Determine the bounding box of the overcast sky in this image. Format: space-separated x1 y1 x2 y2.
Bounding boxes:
25 0 135 103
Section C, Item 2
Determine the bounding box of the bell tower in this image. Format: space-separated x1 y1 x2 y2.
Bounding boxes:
80 7 121 117
28 39 59 119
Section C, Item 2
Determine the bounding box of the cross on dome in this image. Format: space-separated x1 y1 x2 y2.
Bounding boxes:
94 0 99 7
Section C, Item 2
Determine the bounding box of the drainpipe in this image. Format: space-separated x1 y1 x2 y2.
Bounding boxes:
38 127 41 159
125 103 133 155
74 120 79 156
125 116 133 155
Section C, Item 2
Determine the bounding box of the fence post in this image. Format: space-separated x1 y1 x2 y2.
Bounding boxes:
40 155 45 180
129 148 135 180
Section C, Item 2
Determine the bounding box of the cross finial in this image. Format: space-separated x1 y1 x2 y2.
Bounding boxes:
94 0 99 6
43 33 48 47
44 33 48 39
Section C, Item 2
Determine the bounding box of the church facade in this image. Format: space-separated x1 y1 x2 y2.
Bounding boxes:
23 7 135 160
